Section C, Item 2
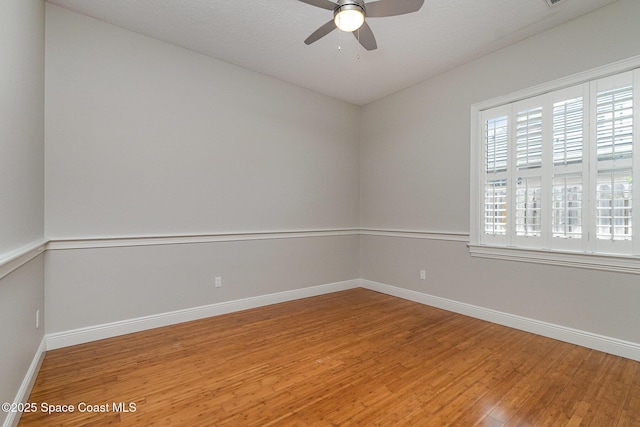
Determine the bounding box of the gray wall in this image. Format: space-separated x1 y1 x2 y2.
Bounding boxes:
0 0 45 422
45 5 360 238
0 0 44 253
44 5 361 334
360 0 640 344
46 236 359 333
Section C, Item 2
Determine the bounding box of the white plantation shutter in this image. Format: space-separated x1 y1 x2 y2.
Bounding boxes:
592 72 635 253
476 67 639 257
515 176 542 237
553 97 584 165
549 84 589 249
485 116 508 173
481 107 511 244
552 173 583 239
484 179 508 235
511 96 546 247
516 107 543 170
596 169 633 241
596 85 633 161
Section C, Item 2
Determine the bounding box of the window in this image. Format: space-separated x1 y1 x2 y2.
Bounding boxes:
471 59 640 272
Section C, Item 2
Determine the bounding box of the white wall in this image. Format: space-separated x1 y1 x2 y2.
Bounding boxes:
360 0 640 344
0 0 45 423
44 5 361 334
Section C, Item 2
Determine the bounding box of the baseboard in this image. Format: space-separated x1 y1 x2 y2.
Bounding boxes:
43 277 640 360
3 337 46 427
360 279 640 362
46 279 360 350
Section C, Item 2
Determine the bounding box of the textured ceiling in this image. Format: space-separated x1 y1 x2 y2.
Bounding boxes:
47 0 617 105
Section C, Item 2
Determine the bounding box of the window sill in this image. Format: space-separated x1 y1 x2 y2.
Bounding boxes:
468 244 640 274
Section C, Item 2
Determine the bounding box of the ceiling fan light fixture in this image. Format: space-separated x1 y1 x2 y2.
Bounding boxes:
334 3 365 32
301 0 424 51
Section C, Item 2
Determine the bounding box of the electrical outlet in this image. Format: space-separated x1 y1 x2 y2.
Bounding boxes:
215 276 222 288
36 309 40 329
420 270 426 280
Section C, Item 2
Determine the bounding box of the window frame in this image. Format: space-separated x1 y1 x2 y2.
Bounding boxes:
470 56 640 274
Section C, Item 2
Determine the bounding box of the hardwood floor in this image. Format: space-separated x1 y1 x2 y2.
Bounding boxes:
19 288 640 426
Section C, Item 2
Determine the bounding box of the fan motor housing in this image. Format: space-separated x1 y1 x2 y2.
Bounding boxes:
334 0 366 18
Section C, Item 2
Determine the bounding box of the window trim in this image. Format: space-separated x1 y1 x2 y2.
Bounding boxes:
470 55 640 274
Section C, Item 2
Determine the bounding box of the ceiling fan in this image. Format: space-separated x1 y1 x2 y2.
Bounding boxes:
298 0 425 51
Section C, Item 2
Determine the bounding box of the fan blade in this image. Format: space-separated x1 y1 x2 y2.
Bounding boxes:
365 0 424 17
298 0 337 11
353 21 377 50
304 20 337 45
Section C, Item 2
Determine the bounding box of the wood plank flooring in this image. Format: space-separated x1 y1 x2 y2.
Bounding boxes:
18 288 640 426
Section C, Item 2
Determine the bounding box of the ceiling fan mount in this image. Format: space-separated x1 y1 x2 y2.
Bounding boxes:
299 0 424 51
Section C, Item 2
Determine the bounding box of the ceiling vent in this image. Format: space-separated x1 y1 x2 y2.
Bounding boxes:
544 0 566 6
